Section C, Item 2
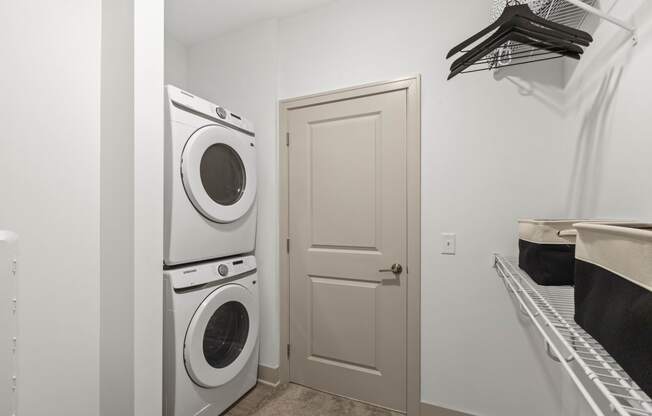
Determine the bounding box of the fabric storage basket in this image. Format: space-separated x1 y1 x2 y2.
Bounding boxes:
518 219 582 286
574 223 652 397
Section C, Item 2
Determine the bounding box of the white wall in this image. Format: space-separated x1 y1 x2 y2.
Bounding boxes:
133 1 164 414
187 19 281 369
184 1 572 414
558 5 652 413
562 0 652 222
101 1 164 415
101 0 135 413
0 2 163 415
165 34 188 89
278 1 573 415
182 0 652 414
0 2 102 415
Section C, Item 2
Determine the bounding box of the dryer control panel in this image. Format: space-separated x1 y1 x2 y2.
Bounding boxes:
166 85 255 136
167 255 257 290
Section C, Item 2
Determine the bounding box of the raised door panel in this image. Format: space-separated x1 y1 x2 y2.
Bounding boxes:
309 276 379 372
310 114 380 251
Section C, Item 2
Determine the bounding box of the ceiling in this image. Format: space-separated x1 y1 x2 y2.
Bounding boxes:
166 0 334 45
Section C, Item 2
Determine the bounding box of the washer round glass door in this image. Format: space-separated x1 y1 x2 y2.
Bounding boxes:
181 125 256 223
184 284 259 388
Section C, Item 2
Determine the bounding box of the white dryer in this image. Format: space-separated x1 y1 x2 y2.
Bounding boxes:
164 85 257 266
163 255 259 416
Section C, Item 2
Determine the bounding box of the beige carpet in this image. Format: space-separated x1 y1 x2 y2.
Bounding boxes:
225 383 403 416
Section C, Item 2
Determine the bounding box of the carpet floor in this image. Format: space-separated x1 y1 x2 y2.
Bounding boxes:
224 383 403 416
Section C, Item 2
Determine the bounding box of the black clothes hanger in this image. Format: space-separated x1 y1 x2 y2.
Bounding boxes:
451 26 584 72
445 1 593 79
450 23 584 73
448 31 581 80
505 16 591 46
448 32 580 79
446 3 593 59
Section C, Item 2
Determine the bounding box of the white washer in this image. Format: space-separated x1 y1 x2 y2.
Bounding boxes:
164 85 257 266
163 255 259 416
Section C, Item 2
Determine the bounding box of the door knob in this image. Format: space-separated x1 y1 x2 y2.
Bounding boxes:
379 263 403 274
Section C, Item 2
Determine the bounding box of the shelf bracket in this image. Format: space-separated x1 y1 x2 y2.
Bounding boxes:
546 341 575 363
562 0 639 45
519 302 539 318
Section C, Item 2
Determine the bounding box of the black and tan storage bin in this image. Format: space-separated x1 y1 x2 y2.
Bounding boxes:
574 223 652 397
518 219 581 286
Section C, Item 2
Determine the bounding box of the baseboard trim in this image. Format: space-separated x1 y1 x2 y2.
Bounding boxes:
257 364 280 387
420 402 475 416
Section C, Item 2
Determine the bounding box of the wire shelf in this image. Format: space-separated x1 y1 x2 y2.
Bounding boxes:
491 0 597 29
484 0 597 70
494 255 652 416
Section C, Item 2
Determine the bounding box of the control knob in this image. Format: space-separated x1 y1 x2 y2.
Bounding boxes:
217 264 228 277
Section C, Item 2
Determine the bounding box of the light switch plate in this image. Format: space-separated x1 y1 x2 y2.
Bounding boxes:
441 233 456 255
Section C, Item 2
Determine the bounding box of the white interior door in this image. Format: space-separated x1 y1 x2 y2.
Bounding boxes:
288 89 408 412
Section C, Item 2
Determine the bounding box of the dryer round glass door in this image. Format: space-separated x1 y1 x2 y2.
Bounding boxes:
184 283 259 388
181 125 257 223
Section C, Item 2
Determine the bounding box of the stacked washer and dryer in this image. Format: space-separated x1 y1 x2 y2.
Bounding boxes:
163 85 260 416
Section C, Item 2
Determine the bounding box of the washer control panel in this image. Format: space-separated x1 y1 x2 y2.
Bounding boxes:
168 255 257 290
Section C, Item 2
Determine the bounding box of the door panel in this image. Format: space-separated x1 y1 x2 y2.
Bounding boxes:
289 90 407 412
309 276 378 370
310 114 380 249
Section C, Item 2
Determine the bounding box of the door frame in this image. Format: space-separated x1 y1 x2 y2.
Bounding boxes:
278 76 421 415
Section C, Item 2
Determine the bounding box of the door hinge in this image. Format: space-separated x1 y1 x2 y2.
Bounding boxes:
286 238 290 253
11 260 16 275
286 132 290 146
287 344 291 358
